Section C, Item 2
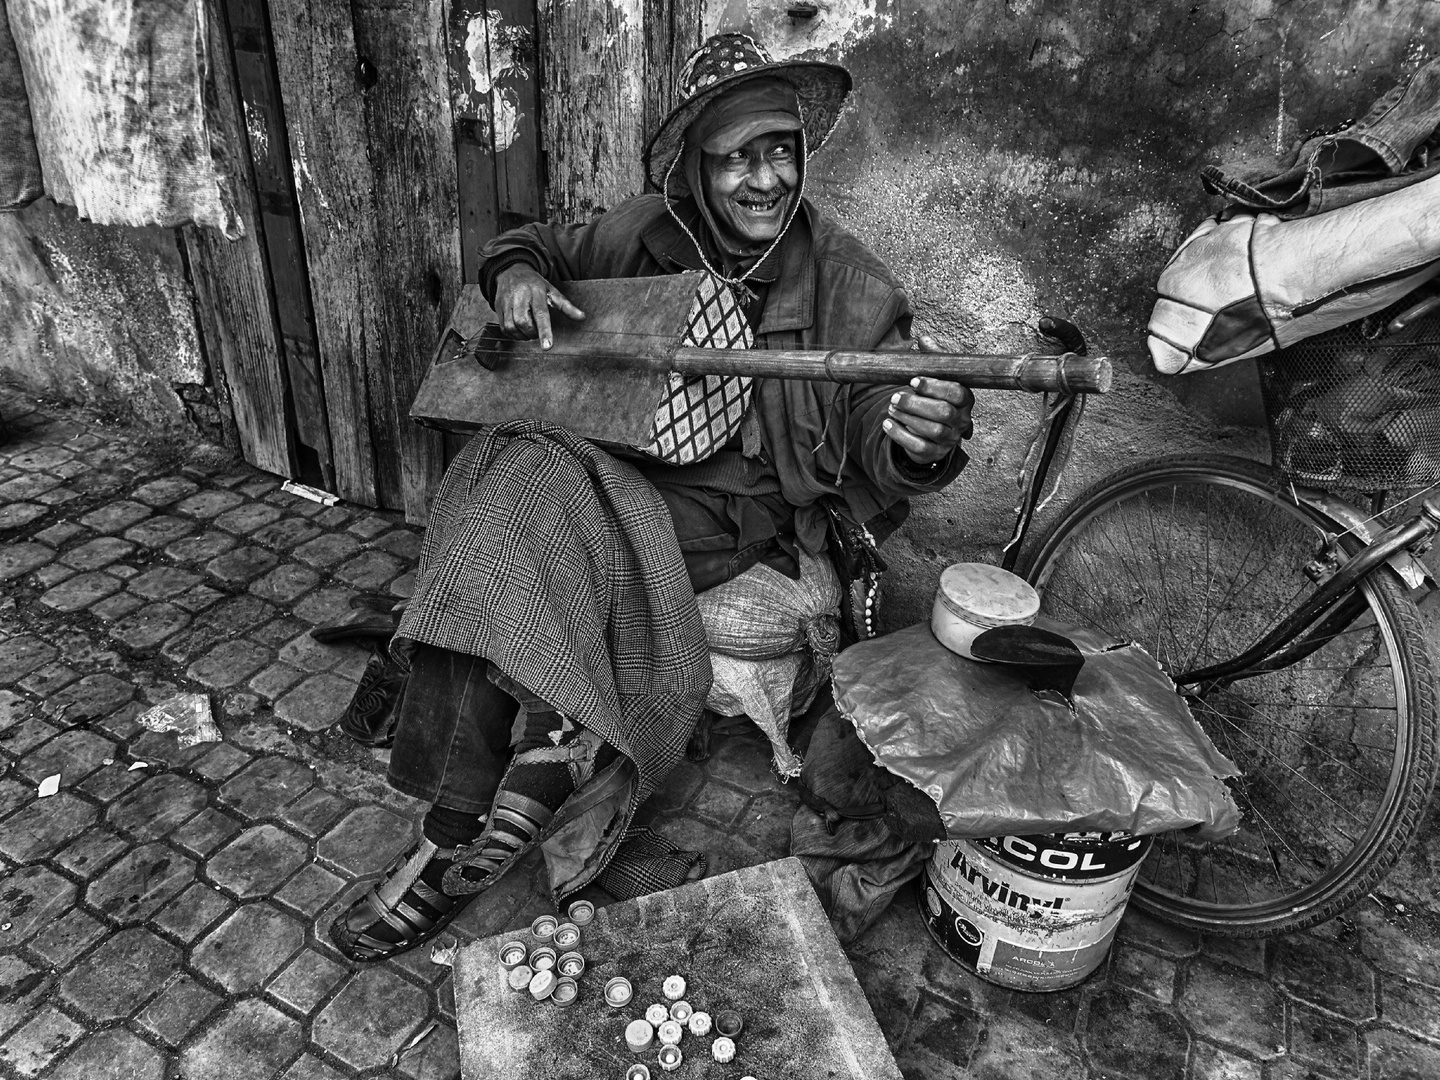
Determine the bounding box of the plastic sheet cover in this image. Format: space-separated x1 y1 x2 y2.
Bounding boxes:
833 620 1241 841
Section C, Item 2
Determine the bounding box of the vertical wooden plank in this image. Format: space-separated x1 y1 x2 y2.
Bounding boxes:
265 0 381 507
536 0 646 220
350 0 461 523
643 0 704 157
184 0 293 479
446 0 501 284
486 0 544 229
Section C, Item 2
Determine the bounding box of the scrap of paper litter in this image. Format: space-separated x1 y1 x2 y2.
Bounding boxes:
37 774 60 797
281 480 339 506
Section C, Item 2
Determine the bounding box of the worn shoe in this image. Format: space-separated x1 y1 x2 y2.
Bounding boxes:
336 648 408 748
329 839 472 962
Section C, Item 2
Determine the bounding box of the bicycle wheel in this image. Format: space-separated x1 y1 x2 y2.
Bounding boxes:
1015 454 1439 935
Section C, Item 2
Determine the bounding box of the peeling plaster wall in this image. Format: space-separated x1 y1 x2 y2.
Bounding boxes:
0 198 206 429
717 0 1440 627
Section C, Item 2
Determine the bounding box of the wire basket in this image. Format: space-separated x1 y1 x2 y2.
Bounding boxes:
1258 292 1440 492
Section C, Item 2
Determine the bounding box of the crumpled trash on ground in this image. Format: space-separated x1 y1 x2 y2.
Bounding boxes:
833 619 1241 841
136 693 221 748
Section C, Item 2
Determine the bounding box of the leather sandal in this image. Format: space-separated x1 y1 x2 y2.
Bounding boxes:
329 838 472 962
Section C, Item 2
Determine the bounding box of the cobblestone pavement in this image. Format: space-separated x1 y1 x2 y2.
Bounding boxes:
2 390 1439 1080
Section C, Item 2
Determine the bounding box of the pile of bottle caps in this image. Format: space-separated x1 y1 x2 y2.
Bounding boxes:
497 900 596 1008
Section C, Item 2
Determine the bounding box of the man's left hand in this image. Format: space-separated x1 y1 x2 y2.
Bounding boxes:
882 334 975 465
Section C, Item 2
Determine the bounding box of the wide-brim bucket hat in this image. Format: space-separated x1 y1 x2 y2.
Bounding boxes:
643 32 852 192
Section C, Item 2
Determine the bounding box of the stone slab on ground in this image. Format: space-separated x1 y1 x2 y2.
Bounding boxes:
453 857 901 1080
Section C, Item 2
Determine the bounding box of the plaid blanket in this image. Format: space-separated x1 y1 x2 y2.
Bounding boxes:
396 420 712 809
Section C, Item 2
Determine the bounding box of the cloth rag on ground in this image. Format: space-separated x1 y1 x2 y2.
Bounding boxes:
5 0 239 234
0 0 43 210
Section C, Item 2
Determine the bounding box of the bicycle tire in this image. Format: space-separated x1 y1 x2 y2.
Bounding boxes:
1014 454 1439 936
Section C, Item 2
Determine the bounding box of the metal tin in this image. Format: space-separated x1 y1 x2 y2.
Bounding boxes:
645 1003 670 1027
661 975 686 1001
668 1000 692 1023
529 945 557 971
687 1011 711 1037
551 977 579 1007
711 1036 735 1063
604 977 633 1008
568 899 596 926
530 914 558 940
625 1066 651 1080
528 968 557 1001
506 965 534 992
624 1019 654 1052
557 950 585 978
657 1045 683 1072
498 941 528 969
552 921 582 949
657 1020 683 1046
715 1010 743 1038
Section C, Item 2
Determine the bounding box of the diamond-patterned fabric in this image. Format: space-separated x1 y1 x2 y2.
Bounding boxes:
642 273 754 465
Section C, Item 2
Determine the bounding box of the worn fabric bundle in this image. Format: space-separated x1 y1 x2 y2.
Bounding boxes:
5 0 239 234
0 0 43 209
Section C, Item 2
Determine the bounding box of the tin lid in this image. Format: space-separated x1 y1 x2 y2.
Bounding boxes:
552 922 582 949
604 977 633 1008
528 968 557 1001
625 1066 651 1080
551 977 579 1007
662 975 687 1000
646 1003 670 1027
530 914 558 939
711 1036 736 1063
715 1010 743 1038
657 1020 683 1046
687 1011 711 1037
568 899 596 926
935 563 1039 630
625 1019 654 1052
657 1044 683 1072
507 964 534 992
557 951 585 978
498 941 528 969
668 1000 693 1023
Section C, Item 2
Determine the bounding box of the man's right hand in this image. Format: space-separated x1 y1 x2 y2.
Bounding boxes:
494 264 586 350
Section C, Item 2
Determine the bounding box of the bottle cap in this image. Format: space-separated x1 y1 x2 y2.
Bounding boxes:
624 1019 654 1052
557 951 585 978
528 968 557 1001
506 964 534 992
568 899 596 926
715 1010 743 1037
528 945 557 971
687 1011 711 1037
711 1036 735 1063
498 941 528 969
530 914 558 940
662 975 687 1000
551 976 579 1007
668 1000 693 1023
657 1020 683 1046
645 1003 670 1027
657 1044 683 1072
625 1066 651 1080
552 922 582 949
604 977 633 1008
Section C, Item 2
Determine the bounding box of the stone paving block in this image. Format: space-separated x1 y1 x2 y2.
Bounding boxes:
107 772 209 839
31 521 84 547
0 716 59 758
206 544 280 585
52 827 130 880
127 565 202 600
1367 1027 1440 1079
292 586 358 626
193 903 306 993
0 688 29 725
348 513 393 540
40 570 121 612
280 786 351 837
87 842 196 924
0 472 61 500
1354 907 1440 990
249 662 305 701
188 638 272 689
894 989 984 1075
131 476 201 506
134 975 221 1048
318 804 414 877
1083 985 1189 1080
250 563 321 604
0 865 75 943
152 882 234 944
963 1011 1087 1080
50 1025 165 1080
16 661 78 701
0 502 46 530
335 550 405 590
1289 1001 1362 1073
0 954 50 1040
207 824 310 898
164 529 237 564
0 542 55 583
15 728 115 784
26 908 106 969
1380 973 1440 1042
0 776 29 818
1118 908 1203 959
690 777 750 826
76 760 145 802
35 486 80 507
316 506 351 527
372 529 424 560
0 792 98 862
174 582 224 611
252 615 307 648
294 533 362 569
122 514 195 548
160 595 276 662
8 445 73 469
215 501 282 534
175 489 246 518
69 471 128 497
238 476 279 498
282 1053 349 1080
396 1022 461 1080
390 570 416 597
90 592 146 622
1179 962 1286 1060
58 927 180 1021
278 630 358 673
1111 942 1178 1004
274 862 347 918
275 672 357 732
251 516 323 551
0 1005 84 1075
0 635 58 685
267 948 349 1015
29 561 74 587
78 500 150 534
191 741 251 780
705 730 779 794
180 998 305 1080
313 965 432 1071
219 756 316 819
1273 936 1377 1022
57 536 133 570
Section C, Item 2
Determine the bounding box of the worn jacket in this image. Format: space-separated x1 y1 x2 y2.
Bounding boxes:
476 194 967 551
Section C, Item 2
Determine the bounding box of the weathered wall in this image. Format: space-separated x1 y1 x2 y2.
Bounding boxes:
0 198 211 431
711 0 1439 627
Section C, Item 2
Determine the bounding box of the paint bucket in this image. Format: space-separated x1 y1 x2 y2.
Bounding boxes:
919 831 1151 992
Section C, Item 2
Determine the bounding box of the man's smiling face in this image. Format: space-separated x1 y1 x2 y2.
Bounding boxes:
701 131 799 248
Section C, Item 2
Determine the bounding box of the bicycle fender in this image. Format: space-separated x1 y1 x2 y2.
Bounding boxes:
1302 490 1434 591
